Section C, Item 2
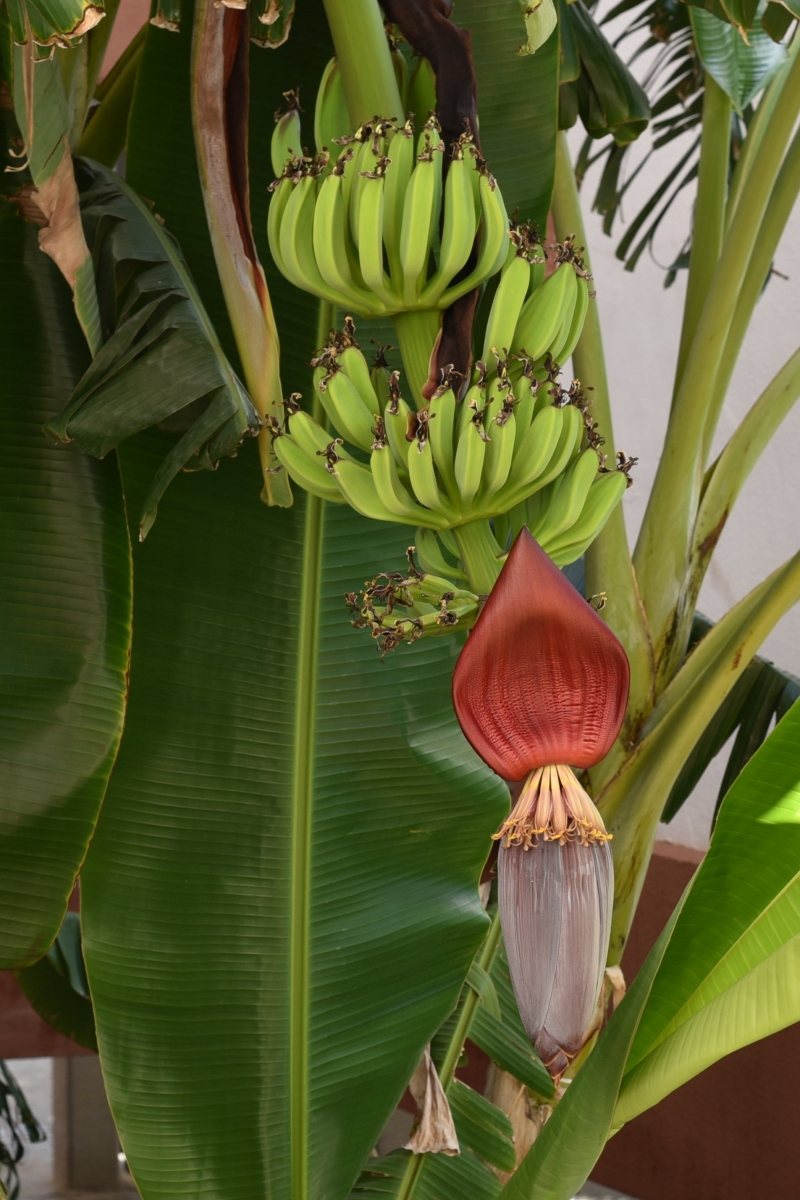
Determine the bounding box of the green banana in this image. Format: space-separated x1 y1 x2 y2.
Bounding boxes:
458 378 485 439
512 369 538 451
438 169 508 307
556 273 590 364
273 435 344 503
480 391 516 499
384 387 413 472
495 403 564 504
317 369 376 451
399 135 443 305
407 431 455 519
481 252 531 364
534 446 599 544
546 469 627 565
414 527 468 581
547 271 579 364
278 173 342 305
511 263 576 363
287 409 340 459
338 338 382 419
334 459 437 528
271 94 303 177
312 168 381 315
407 56 437 128
530 403 584 494
314 58 350 155
422 144 477 304
427 385 457 500
454 411 489 506
267 174 296 279
357 165 398 309
370 443 431 522
383 119 415 285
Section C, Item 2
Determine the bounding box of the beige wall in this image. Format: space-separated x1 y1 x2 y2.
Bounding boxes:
570 117 800 849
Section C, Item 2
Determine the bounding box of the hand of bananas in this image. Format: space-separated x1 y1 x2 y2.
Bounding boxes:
272 273 631 571
268 108 508 318
345 548 480 657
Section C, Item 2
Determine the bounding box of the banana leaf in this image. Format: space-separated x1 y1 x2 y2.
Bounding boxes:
0 1059 46 1200
690 5 786 111
45 159 263 539
4 0 105 47
79 9 508 1200
454 0 560 230
615 698 800 1125
0 209 131 969
15 912 97 1050
560 0 650 145
661 614 800 823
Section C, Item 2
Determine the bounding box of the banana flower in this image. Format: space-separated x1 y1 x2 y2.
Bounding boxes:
452 528 629 1080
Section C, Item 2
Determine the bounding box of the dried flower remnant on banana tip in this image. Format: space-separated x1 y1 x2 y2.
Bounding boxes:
452 529 630 1081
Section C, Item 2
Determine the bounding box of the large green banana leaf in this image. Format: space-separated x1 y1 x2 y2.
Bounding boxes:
80 7 507 1200
0 210 131 969
614 697 800 1124
454 0 560 230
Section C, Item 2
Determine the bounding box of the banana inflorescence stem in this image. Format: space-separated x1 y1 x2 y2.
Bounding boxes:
392 309 441 405
321 0 403 128
453 519 503 595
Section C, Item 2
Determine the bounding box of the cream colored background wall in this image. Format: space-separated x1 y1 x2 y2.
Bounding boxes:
569 117 800 849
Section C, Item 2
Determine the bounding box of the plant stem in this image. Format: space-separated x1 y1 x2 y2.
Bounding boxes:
76 40 143 167
321 0 403 127
673 74 731 400
602 549 800 961
551 131 654 758
633 46 800 690
453 520 503 594
392 309 441 407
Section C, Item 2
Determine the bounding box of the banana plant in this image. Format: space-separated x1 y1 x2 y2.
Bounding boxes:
2 0 800 1199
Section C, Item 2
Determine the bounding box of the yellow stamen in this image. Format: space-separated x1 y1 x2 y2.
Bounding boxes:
492 764 611 849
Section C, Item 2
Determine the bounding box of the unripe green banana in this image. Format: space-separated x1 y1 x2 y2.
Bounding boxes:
271 94 303 177
414 527 468 581
531 403 583 494
454 412 489 505
546 469 627 565
273 435 344 503
312 169 381 314
407 433 456 520
408 57 437 129
555 273 590 364
427 385 457 500
534 447 599 544
358 167 398 309
530 257 546 292
480 393 516 498
399 136 444 305
384 390 413 471
279 173 341 305
335 458 441 528
287 409 341 459
383 119 415 284
547 271 579 363
438 170 508 306
512 371 538 451
370 444 430 522
481 253 530 364
338 340 381 418
317 370 376 450
267 174 295 279
422 147 478 304
315 58 350 154
495 403 564 506
511 264 575 362
458 380 485 439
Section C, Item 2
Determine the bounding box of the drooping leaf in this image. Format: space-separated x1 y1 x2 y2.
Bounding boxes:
45 160 263 539
79 8 508 1200
15 913 97 1051
449 1078 516 1173
615 700 800 1125
690 5 786 112
563 0 650 144
0 209 131 969
0 1059 46 1200
5 0 105 48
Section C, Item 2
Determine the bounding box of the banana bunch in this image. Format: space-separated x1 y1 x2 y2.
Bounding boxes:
345 549 480 656
271 317 630 570
267 59 509 318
